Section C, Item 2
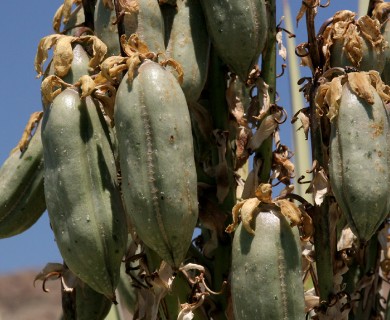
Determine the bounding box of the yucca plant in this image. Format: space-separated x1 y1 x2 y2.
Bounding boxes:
1 0 390 319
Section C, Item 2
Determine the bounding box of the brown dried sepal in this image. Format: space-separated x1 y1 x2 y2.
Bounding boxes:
41 75 72 106
52 0 81 33
315 71 390 121
372 1 390 23
12 111 43 154
35 34 107 78
322 10 386 71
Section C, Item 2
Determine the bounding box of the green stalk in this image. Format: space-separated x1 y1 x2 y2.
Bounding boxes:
304 4 334 302
258 0 277 183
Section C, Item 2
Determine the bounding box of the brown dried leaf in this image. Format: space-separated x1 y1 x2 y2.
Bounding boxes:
119 0 139 13
100 56 128 82
235 126 252 169
77 75 96 98
300 210 313 241
358 15 385 52
41 75 72 105
12 112 43 153
253 77 270 121
254 183 273 203
34 263 64 286
325 76 343 121
368 70 390 104
296 3 307 26
79 36 108 71
94 84 117 124
226 200 246 233
372 1 390 23
240 198 261 235
306 167 329 206
53 4 65 33
247 111 282 152
292 108 310 139
343 23 363 67
53 35 74 77
126 54 142 83
276 199 302 226
161 58 184 85
226 75 246 125
35 34 63 77
347 72 375 105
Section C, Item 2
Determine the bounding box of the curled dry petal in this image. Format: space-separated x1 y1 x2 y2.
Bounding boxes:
13 112 43 153
300 210 313 241
226 200 246 233
276 30 287 61
372 1 390 23
254 183 273 203
119 0 139 13
254 77 270 121
358 15 385 52
79 36 108 71
53 35 74 77
100 56 128 82
35 34 62 77
239 198 261 235
41 75 72 105
77 75 96 98
126 54 142 83
52 4 65 33
347 72 375 104
275 199 302 226
305 167 329 206
342 23 362 68
247 110 282 152
160 58 184 85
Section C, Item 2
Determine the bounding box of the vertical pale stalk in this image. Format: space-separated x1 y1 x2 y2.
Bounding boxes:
258 0 276 183
358 0 369 16
282 0 312 200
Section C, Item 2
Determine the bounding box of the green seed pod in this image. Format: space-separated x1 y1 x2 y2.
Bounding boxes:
75 281 113 320
165 0 210 102
0 120 45 239
231 208 305 320
114 60 198 268
42 88 128 300
199 0 268 82
328 78 390 243
94 0 165 56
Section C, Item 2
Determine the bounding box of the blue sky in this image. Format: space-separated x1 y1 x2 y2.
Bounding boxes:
0 1 357 274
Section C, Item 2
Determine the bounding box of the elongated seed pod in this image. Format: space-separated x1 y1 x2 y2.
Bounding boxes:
75 282 113 320
114 60 198 268
329 83 390 243
94 0 165 56
231 208 305 320
0 120 45 239
165 0 210 102
199 0 268 82
42 88 128 300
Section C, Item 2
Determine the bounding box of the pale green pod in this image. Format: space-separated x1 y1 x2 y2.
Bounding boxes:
199 0 268 82
0 120 45 239
75 282 113 320
165 0 210 102
231 208 305 320
42 88 128 300
114 60 198 268
329 83 390 243
94 0 165 56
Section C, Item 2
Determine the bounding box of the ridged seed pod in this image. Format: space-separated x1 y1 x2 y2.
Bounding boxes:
42 88 128 300
231 208 305 319
0 120 45 239
199 0 268 82
114 60 198 268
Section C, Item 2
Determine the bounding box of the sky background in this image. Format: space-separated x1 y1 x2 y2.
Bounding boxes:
0 1 358 274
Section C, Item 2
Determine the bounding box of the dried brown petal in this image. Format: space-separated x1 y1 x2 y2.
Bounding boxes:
41 75 72 105
226 75 246 125
53 4 65 33
347 72 375 104
325 76 343 121
79 36 108 71
292 108 310 139
226 200 246 233
160 58 184 85
12 111 43 153
306 167 329 206
77 75 96 98
372 1 390 23
100 56 128 82
254 183 273 203
358 15 385 52
241 158 262 199
35 34 63 77
276 30 287 61
253 77 270 121
53 35 74 77
247 111 282 152
343 23 362 67
119 0 139 13
276 199 302 226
